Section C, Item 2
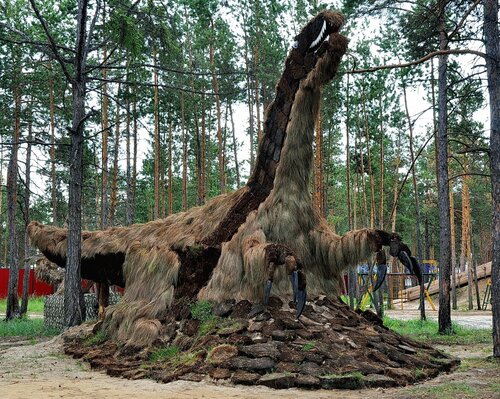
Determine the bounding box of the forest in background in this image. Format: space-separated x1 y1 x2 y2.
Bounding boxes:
0 0 494 295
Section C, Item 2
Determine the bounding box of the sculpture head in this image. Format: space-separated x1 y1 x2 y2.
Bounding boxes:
292 10 345 53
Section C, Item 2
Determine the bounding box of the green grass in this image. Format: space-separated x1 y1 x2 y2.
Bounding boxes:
458 356 500 372
84 330 108 346
189 300 214 323
198 317 219 336
383 317 492 345
408 381 477 399
149 345 181 362
301 341 316 351
0 317 59 338
0 296 45 313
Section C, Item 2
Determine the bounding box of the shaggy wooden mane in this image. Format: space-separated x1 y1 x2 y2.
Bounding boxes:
28 11 416 349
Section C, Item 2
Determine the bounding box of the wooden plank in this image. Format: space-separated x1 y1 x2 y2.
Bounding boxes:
397 262 491 302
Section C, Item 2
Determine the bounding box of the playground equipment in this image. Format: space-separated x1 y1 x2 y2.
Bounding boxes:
358 271 437 311
482 278 492 310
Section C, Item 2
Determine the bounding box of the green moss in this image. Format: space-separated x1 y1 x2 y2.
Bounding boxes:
198 317 219 336
301 341 316 351
84 330 108 346
172 351 201 367
189 300 214 323
415 368 426 380
217 320 243 335
149 345 180 362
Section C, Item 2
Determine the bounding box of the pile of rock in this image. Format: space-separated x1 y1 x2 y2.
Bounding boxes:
63 296 458 389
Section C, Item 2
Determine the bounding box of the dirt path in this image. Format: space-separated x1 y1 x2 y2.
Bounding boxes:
1 335 498 399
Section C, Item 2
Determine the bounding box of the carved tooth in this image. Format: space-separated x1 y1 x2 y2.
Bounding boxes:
309 20 327 49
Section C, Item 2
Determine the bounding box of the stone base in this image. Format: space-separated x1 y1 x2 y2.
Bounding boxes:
63 296 459 389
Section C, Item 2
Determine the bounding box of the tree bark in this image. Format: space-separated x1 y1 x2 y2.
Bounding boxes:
356 107 368 226
483 0 500 357
100 8 108 230
21 101 33 315
49 62 58 226
125 62 132 226
402 81 425 320
436 0 452 334
168 120 173 216
345 73 356 309
6 81 21 320
254 46 262 144
153 47 160 219
200 91 207 204
181 93 188 211
362 93 376 228
460 164 472 309
63 0 95 328
210 22 226 195
109 85 120 226
244 26 255 170
450 178 458 309
379 96 384 229
229 102 241 188
132 87 138 223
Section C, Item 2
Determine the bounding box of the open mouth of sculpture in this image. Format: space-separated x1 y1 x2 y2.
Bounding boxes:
309 20 329 49
291 11 344 53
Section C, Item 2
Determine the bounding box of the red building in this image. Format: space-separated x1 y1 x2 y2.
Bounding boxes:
0 268 54 298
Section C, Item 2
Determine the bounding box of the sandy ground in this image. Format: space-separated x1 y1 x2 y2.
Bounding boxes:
0 280 496 399
1 333 499 399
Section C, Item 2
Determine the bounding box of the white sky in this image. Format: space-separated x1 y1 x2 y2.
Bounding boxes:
0 5 491 206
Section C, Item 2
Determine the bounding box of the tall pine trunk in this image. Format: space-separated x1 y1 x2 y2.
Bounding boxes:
210 21 225 195
168 120 173 215
450 181 458 309
229 102 241 188
436 0 452 334
379 96 385 229
49 63 58 225
21 101 33 315
109 86 120 226
131 89 138 223
125 63 132 226
362 93 376 228
153 48 160 219
6 82 21 320
181 93 188 210
483 0 500 357
402 82 425 320
100 8 109 230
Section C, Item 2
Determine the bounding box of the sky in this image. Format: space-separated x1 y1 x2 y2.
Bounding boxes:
0 3 491 208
